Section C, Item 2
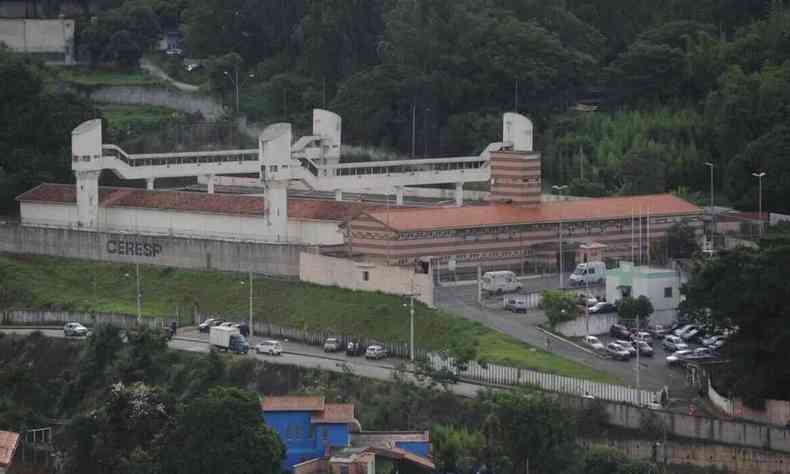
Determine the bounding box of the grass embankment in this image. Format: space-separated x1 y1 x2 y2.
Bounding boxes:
55 67 162 86
98 103 179 130
0 255 620 383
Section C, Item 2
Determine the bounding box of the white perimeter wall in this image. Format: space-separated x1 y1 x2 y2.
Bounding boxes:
20 202 342 245
0 19 75 63
299 252 434 307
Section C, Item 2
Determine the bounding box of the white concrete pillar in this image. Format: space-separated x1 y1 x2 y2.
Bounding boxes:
455 182 464 207
395 187 404 207
146 178 155 191
335 189 343 201
207 175 215 194
266 181 289 242
75 170 100 229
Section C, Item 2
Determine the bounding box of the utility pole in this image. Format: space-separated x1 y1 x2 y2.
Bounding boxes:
248 270 254 338
410 280 415 362
705 162 715 249
752 171 766 237
135 262 142 323
411 103 416 158
552 185 568 287
636 312 641 405
514 79 519 112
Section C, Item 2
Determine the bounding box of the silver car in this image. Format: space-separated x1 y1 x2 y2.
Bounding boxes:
64 322 88 337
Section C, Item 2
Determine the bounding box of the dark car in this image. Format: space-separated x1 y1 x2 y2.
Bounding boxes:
589 302 616 314
610 323 631 339
198 318 224 333
346 340 366 356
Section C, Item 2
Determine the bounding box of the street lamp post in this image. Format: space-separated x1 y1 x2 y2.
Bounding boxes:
135 263 141 323
411 103 416 158
704 162 715 248
552 185 568 288
423 107 431 157
240 271 254 338
752 172 766 237
224 69 255 115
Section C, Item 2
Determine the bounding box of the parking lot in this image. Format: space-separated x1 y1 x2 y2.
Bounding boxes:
435 275 699 396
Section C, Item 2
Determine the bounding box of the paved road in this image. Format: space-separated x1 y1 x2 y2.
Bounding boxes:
0 328 484 398
436 278 691 394
140 58 200 93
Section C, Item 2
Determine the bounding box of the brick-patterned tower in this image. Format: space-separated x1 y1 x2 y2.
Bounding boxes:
489 113 542 205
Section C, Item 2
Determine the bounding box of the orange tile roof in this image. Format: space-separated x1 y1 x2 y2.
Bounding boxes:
364 194 701 232
289 199 379 221
367 447 435 470
0 431 19 467
311 403 356 423
17 183 383 221
261 395 325 412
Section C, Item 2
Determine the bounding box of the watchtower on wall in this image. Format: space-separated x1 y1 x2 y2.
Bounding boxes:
489 113 542 206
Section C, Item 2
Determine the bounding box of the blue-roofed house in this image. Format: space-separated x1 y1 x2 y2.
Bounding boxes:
261 396 433 473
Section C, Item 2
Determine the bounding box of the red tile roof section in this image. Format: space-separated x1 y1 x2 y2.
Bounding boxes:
367 447 435 470
364 194 701 231
0 431 19 468
261 396 325 412
311 404 356 424
17 183 383 221
288 199 378 221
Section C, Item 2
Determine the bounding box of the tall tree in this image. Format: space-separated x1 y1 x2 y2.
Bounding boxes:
160 387 284 474
681 241 790 403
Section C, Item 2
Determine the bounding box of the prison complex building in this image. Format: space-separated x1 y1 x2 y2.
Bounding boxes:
16 183 378 245
349 193 703 273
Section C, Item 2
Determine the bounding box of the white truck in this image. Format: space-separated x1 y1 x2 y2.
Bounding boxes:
568 261 606 287
209 326 250 354
481 271 522 295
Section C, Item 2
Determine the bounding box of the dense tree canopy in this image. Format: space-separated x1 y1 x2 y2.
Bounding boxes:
681 240 790 403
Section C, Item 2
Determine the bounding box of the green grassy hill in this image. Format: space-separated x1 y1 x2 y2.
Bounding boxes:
0 254 619 383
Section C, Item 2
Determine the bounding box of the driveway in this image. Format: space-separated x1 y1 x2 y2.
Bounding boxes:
436 280 692 394
141 58 200 93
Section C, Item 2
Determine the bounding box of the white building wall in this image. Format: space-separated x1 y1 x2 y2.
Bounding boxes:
20 202 79 227
299 252 434 307
20 202 344 245
288 220 343 245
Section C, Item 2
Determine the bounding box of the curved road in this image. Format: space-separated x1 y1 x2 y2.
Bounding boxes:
0 328 484 398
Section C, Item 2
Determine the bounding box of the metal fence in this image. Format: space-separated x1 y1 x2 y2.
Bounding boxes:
2 310 662 406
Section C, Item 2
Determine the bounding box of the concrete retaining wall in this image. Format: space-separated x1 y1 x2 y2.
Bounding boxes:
709 379 790 427
0 223 303 276
582 437 790 473
565 396 790 454
556 313 619 337
88 86 225 119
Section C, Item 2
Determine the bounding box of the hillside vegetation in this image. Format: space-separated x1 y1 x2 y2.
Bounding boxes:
0 254 618 383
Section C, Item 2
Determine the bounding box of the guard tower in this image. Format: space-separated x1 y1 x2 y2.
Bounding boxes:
489 113 542 205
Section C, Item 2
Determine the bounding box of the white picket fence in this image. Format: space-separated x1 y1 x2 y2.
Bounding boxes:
2 310 664 406
428 354 662 406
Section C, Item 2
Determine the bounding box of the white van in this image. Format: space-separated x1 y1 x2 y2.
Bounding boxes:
569 261 606 287
482 271 522 295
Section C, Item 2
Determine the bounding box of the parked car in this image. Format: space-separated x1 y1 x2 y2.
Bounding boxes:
64 322 89 337
582 335 605 352
588 301 616 314
648 324 670 337
165 48 183 56
682 347 720 363
198 318 224 333
323 337 341 352
704 335 727 350
569 261 607 286
615 339 637 357
255 339 283 356
631 331 653 343
674 324 698 338
610 323 631 339
365 344 387 360
681 328 702 342
220 321 240 329
481 271 522 295
504 295 529 313
666 349 693 366
662 335 688 352
606 342 631 361
346 340 366 356
632 340 654 357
